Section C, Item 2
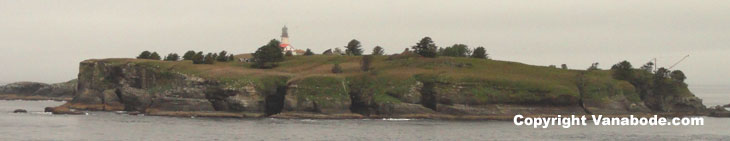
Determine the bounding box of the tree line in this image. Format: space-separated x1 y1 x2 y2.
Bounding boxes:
609 60 687 100
136 50 235 64
252 37 490 70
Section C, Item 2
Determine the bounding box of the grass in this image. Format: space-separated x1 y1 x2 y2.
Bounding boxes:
89 54 655 105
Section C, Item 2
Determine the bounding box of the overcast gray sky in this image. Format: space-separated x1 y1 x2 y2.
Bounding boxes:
1 0 728 86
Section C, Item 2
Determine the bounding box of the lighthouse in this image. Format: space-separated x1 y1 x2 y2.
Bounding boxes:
279 26 296 54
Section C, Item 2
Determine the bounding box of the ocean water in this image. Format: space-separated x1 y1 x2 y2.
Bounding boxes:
0 86 728 140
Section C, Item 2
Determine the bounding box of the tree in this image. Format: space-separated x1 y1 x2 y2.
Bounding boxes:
252 39 284 68
411 37 438 58
192 52 204 64
471 47 487 59
182 50 196 60
137 51 152 59
331 63 343 73
164 53 179 61
303 49 314 56
611 60 634 80
561 64 568 69
345 39 363 56
285 50 293 56
587 62 600 71
640 62 654 73
372 46 384 55
442 44 471 57
670 70 686 82
228 54 235 62
322 49 333 55
216 51 229 62
204 53 215 64
333 48 344 55
149 52 161 60
361 55 373 72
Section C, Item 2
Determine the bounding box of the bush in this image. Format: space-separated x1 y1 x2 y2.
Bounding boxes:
361 55 372 72
331 63 343 73
561 64 568 69
304 49 314 56
285 50 293 56
587 62 600 71
670 70 686 83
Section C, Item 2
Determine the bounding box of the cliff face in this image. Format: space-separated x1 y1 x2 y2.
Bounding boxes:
0 80 76 100
52 58 707 119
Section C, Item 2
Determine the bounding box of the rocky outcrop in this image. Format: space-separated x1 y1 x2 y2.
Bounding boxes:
0 80 76 101
51 59 710 119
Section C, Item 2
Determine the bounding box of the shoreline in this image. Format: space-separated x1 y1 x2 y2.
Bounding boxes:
0 94 72 101
45 103 711 121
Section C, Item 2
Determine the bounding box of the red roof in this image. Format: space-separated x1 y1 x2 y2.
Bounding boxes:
280 44 289 48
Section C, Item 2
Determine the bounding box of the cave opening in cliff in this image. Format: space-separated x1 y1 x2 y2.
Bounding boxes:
264 85 287 116
420 82 438 111
349 89 373 116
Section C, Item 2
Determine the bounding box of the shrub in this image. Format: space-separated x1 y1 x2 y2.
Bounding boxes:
331 63 343 73
304 49 314 56
361 55 372 72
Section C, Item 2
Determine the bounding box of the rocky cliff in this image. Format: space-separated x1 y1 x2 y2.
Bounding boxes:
0 80 76 101
49 57 707 119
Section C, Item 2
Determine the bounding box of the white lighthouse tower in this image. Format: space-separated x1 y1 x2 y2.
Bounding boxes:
279 26 296 54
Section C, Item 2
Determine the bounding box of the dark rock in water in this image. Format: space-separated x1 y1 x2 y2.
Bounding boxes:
708 105 730 117
44 106 84 115
128 111 142 115
13 109 27 113
44 107 54 113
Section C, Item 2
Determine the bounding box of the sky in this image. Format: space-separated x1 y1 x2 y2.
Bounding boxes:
0 0 728 86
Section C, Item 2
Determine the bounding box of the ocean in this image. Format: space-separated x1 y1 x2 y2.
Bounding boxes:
0 85 728 140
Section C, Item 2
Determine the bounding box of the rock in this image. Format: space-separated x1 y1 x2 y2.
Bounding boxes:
0 80 76 100
44 106 84 115
13 109 27 113
117 87 153 112
0 82 49 94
